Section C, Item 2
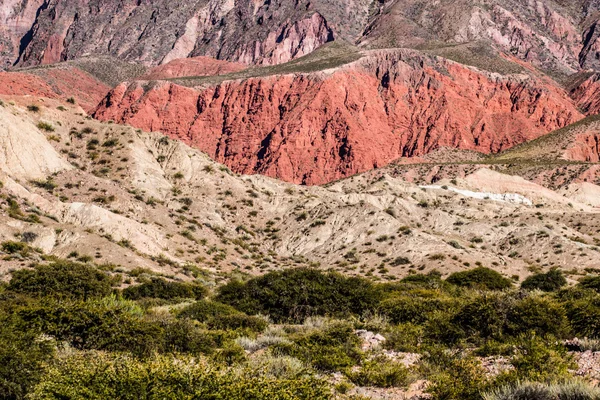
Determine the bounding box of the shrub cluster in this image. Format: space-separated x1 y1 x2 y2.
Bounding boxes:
216 268 382 322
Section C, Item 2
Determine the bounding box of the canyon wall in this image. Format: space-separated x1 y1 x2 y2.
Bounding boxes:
94 50 583 185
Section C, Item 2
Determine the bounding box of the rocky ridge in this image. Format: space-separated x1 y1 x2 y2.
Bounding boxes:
94 48 583 185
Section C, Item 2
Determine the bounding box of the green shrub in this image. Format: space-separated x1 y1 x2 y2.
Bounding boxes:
217 268 381 323
274 322 362 372
346 356 409 388
506 296 570 338
521 269 567 292
1 241 29 255
452 293 511 341
577 275 600 292
0 313 55 400
178 300 239 321
8 261 113 300
446 267 512 290
383 323 424 352
208 314 268 333
123 278 207 301
27 105 40 113
497 335 574 384
17 299 163 358
28 351 332 399
379 291 461 325
162 319 218 355
399 270 447 289
36 122 54 132
424 350 492 400
567 297 600 338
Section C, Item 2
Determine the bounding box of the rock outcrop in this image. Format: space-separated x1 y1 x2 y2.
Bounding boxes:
140 57 246 80
6 0 368 68
94 49 582 185
4 0 600 78
0 66 110 112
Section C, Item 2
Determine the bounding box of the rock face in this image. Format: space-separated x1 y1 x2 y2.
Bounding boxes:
0 0 45 69
361 0 600 77
4 0 600 77
570 73 600 115
94 49 582 185
140 57 247 80
0 105 71 180
6 0 372 68
0 66 110 112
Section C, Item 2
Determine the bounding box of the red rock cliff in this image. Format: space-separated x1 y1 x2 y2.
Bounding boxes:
94 50 583 185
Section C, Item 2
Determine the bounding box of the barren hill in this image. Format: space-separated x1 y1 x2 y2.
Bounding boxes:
1 95 599 284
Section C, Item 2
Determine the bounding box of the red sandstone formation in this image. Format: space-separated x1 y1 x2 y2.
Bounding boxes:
0 67 109 112
94 50 583 185
564 130 600 163
570 73 600 115
140 57 247 80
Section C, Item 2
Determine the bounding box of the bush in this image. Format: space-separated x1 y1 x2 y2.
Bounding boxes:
383 323 424 352
36 122 54 132
567 297 600 338
28 351 333 399
399 270 446 289
1 241 29 255
446 267 512 290
217 268 382 323
8 261 113 300
379 291 461 325
483 380 600 400
521 269 567 292
123 278 207 301
208 314 268 333
161 319 217 355
424 350 492 400
0 313 55 400
274 322 362 372
346 356 409 388
506 296 570 338
178 300 239 321
452 293 511 341
577 275 600 292
17 298 164 358
497 335 574 384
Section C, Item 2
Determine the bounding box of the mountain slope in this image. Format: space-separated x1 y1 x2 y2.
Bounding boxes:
4 0 600 78
94 48 582 185
1 95 600 280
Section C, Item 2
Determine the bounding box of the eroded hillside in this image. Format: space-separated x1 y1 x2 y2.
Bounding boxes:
1 95 600 284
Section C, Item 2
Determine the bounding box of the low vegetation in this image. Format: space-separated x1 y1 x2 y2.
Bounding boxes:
1 254 599 399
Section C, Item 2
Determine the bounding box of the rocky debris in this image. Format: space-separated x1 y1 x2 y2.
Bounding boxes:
574 351 600 381
94 49 581 185
479 356 514 377
356 330 387 351
350 380 431 400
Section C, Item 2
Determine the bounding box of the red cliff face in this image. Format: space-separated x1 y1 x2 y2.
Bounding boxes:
140 57 247 80
0 66 109 112
570 73 600 115
94 50 583 185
